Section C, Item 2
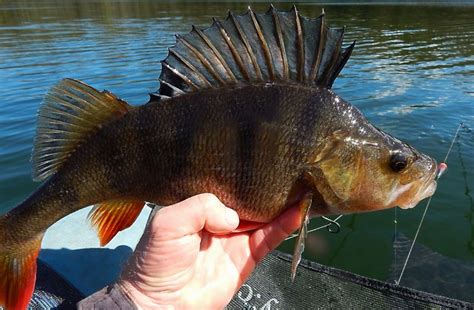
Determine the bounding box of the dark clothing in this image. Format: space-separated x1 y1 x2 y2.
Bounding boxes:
77 284 136 309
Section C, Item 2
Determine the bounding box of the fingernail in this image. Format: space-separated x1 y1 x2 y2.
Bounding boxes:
225 208 239 227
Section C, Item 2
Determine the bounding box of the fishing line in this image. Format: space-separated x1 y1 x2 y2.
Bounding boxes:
443 123 464 163
285 215 343 241
395 122 464 285
393 206 398 271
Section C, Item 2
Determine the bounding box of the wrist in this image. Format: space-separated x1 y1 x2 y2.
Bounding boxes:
118 280 173 310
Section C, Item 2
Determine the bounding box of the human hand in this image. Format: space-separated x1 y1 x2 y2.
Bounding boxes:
118 194 301 309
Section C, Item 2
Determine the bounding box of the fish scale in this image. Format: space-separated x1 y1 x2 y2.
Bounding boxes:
139 85 323 219
0 6 438 310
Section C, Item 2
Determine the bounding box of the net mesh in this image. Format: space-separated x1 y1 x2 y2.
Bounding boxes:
27 250 472 309
29 260 84 309
389 233 474 303
227 251 472 309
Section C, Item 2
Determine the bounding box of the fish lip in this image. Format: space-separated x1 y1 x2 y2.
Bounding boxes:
398 159 438 209
400 180 438 209
398 180 437 209
420 179 437 200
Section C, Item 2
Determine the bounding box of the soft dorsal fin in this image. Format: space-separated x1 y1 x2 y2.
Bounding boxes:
32 78 132 181
157 5 355 99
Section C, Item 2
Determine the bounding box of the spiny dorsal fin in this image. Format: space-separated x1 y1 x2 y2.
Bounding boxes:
32 78 132 181
157 5 355 99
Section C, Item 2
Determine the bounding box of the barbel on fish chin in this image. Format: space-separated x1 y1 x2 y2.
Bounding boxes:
0 5 438 310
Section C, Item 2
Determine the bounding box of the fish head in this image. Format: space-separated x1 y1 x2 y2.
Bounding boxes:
313 127 438 214
380 132 438 209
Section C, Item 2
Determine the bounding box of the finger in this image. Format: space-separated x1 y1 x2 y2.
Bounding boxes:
249 205 302 263
150 193 240 240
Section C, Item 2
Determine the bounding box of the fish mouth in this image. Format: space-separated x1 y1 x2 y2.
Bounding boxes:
398 159 438 209
419 180 437 201
398 180 437 209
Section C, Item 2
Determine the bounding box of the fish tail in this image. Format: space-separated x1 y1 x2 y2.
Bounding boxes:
0 78 141 310
0 219 43 310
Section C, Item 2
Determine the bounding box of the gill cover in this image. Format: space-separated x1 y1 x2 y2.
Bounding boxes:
312 130 363 202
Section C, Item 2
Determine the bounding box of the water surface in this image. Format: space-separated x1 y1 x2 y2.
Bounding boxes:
0 0 473 301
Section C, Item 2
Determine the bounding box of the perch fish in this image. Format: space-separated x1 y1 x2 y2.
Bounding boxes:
0 6 438 309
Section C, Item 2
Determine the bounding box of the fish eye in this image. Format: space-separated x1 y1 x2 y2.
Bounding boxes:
390 152 408 172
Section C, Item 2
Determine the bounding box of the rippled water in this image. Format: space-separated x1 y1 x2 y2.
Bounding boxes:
0 0 473 301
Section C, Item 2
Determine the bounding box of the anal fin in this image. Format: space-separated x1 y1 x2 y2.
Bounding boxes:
0 235 42 310
291 193 313 281
88 199 144 246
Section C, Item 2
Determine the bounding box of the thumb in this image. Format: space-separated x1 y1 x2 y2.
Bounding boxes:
150 194 240 240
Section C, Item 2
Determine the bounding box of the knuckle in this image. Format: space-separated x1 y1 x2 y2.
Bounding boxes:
196 193 221 210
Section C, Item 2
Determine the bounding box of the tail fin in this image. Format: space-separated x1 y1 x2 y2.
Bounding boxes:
0 231 43 310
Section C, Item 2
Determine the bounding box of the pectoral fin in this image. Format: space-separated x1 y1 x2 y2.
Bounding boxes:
290 193 313 281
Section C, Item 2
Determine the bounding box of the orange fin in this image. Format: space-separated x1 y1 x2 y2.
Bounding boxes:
0 235 42 310
233 220 266 232
88 199 144 246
